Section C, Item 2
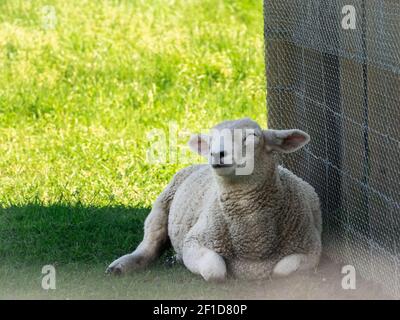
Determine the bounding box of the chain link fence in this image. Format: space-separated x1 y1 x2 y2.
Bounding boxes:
264 0 400 297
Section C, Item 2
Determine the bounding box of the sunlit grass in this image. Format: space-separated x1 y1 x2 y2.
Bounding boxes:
0 0 265 208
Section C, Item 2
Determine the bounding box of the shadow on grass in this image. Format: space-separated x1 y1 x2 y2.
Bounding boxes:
0 206 393 300
0 204 150 266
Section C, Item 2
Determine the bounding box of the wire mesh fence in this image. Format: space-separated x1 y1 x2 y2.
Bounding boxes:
264 0 400 297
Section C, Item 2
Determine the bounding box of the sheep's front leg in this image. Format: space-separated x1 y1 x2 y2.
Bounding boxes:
106 198 169 275
183 242 227 282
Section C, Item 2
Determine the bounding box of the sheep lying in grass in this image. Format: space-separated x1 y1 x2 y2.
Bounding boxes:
107 118 322 281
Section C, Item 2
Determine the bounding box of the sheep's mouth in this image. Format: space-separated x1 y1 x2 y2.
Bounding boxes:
211 164 234 169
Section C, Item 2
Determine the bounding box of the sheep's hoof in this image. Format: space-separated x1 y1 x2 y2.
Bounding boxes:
202 271 227 283
199 255 227 282
106 253 139 275
106 264 124 276
272 254 303 277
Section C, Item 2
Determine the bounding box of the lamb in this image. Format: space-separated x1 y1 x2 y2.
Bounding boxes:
106 118 322 281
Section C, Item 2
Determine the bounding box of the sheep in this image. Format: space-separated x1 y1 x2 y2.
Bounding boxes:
106 118 322 281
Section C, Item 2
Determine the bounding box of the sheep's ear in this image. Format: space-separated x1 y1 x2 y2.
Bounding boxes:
188 134 210 157
263 129 310 153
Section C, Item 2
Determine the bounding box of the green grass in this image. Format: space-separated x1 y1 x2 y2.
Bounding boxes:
0 0 266 298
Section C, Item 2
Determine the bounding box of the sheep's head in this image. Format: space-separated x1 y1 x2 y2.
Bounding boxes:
188 118 310 178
